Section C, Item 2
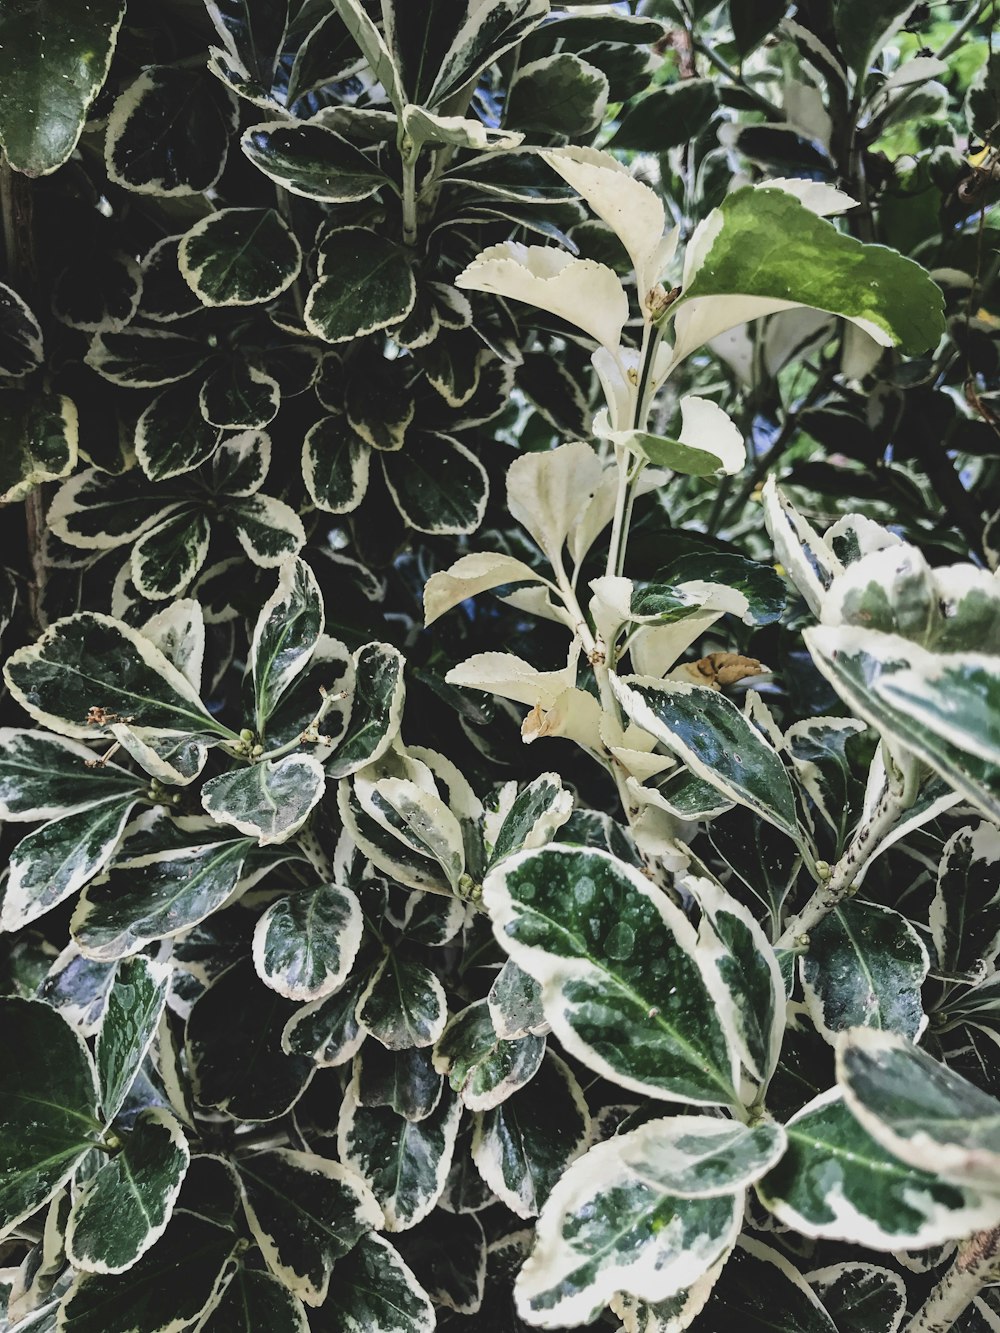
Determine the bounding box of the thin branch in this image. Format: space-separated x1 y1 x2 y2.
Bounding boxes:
906 1226 1000 1333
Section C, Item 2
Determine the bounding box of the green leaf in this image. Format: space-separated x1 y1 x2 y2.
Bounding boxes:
200 360 279 429
227 493 306 568
180 209 301 308
471 1050 589 1219
394 1209 486 1315
0 730 139 821
87 328 211 389
327 642 405 779
250 556 323 734
252 881 363 1001
482 845 740 1106
730 0 788 55
188 959 315 1122
4 613 226 742
105 67 234 196
358 955 447 1051
656 549 787 627
613 677 801 843
198 1265 308 1333
355 1043 443 1124
505 53 608 136
241 121 387 202
97 956 170 1122
312 1232 434 1332
807 1262 907 1333
236 1149 381 1305
433 1000 545 1112
0 997 102 1240
66 1109 189 1274
514 1127 743 1327
611 79 719 151
338 1080 462 1230
132 509 211 600
72 831 253 961
757 1088 1000 1248
281 969 368 1067
302 414 370 514
201 754 325 846
671 187 945 362
701 1237 837 1333
0 0 125 175
486 773 573 870
58 1210 235 1333
837 1028 1000 1191
381 432 489 535
0 281 44 377
3 795 139 933
305 228 416 344
136 383 221 482
834 0 917 75
785 716 867 841
0 390 77 503
801 901 929 1044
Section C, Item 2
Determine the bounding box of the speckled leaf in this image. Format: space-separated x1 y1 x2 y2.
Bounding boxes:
105 66 234 196
930 822 1000 977
227 494 306 567
701 1238 837 1333
381 433 489 535
197 1265 308 1333
337 1079 462 1230
281 968 369 1066
514 1129 743 1327
0 0 125 175
201 754 325 846
471 1050 589 1220
807 1262 907 1333
302 414 371 514
0 390 77 503
0 282 44 377
486 773 573 869
87 328 210 388
0 997 102 1241
0 731 138 822
180 209 301 308
327 642 404 778
66 1108 189 1274
305 228 415 343
312 1232 434 1332
433 999 544 1111
132 509 211 600
97 955 170 1122
253 881 363 1001
357 954 447 1051
72 834 253 961
236 1149 381 1305
483 845 740 1106
354 774 465 893
757 1088 1000 1247
187 959 314 1122
837 1028 1000 1191
505 53 608 136
242 122 387 202
488 959 547 1040
58 1210 235 1333
355 1044 444 1123
248 555 323 734
614 678 801 843
801 901 929 1044
199 360 279 429
3 794 139 932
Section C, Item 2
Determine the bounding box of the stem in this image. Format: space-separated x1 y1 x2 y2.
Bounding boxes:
934 0 994 60
606 445 632 581
775 774 907 949
401 147 418 246
906 1227 1000 1333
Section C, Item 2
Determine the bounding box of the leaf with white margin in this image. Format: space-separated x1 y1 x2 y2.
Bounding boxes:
800 901 929 1044
807 1262 907 1333
357 955 447 1051
236 1149 382 1306
762 476 841 617
455 241 628 353
433 999 545 1112
472 1049 589 1220
803 626 1000 820
179 208 302 307
86 327 210 388
482 845 740 1106
403 105 523 152
281 969 369 1068
311 1232 434 1333
837 1028 1000 1191
0 281 43 377
0 997 102 1241
393 1207 486 1315
514 1129 744 1328
686 876 785 1087
542 146 676 317
613 676 801 843
241 121 388 203
337 1078 462 1231
253 881 363 1002
38 944 116 1038
413 0 549 109
618 1116 787 1198
306 228 415 344
0 391 78 504
198 1265 308 1333
612 1254 729 1333
757 1087 1000 1248
486 773 573 869
819 543 941 641
110 725 210 788
201 755 325 846
355 1044 443 1124
668 187 945 369
382 432 489 536
330 0 404 112
97 954 171 1121
354 774 465 892
66 1108 189 1274
303 414 370 514
142 600 205 693
339 779 455 896
48 467 181 552
228 493 306 567
71 833 253 961
132 508 211 600
930 823 1000 978
423 551 546 626
785 716 867 840
250 556 323 736
0 730 138 821
446 650 577 711
3 612 229 741
487 959 548 1040
700 1237 837 1333
327 642 405 779
2 795 140 932
603 396 746 477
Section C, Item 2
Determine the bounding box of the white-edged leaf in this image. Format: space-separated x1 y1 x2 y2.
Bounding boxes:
253 881 363 1002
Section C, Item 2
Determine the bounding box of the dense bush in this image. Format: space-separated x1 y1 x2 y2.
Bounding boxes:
1 1 999 1331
